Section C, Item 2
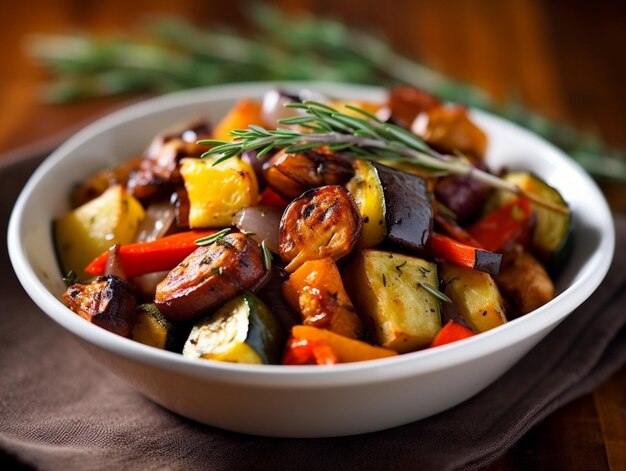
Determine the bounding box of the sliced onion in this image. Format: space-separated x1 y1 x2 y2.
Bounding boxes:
232 206 282 254
261 89 297 128
262 88 332 129
132 270 169 298
242 149 272 190
135 201 176 243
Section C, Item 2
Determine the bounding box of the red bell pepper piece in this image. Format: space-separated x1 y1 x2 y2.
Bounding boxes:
282 336 337 366
430 320 475 348
258 186 289 210
429 232 502 275
468 198 533 252
84 229 217 278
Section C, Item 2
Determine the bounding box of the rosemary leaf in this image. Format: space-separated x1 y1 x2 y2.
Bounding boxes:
417 282 452 303
195 227 231 246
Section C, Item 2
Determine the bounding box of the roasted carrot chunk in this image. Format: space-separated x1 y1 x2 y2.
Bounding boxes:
282 257 363 339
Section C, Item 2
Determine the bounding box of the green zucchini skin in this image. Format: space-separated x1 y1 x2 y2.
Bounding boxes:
372 162 433 254
132 304 187 352
182 292 284 364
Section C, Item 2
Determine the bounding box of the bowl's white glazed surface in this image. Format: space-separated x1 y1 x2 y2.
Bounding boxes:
8 82 614 437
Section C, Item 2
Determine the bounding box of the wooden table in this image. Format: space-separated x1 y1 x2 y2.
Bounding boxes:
1 1 624 469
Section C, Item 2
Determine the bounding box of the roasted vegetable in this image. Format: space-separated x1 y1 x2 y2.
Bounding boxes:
55 185 146 277
434 171 491 224
429 233 502 275
70 156 142 207
263 148 354 199
282 257 363 339
495 245 555 316
372 162 432 254
64 275 137 337
212 99 265 142
468 198 533 252
483 171 570 267
430 320 475 348
387 85 442 129
182 292 284 364
412 105 488 158
255 267 300 331
127 118 212 202
180 157 259 228
283 325 398 365
344 250 442 353
279 185 362 272
282 336 337 365
85 230 216 278
440 263 507 333
155 232 266 321
132 304 184 351
345 160 387 248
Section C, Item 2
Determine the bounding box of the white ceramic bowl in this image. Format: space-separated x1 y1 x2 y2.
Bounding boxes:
8 82 615 437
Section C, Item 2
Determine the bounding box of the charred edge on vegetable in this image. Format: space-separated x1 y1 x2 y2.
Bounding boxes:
474 250 502 275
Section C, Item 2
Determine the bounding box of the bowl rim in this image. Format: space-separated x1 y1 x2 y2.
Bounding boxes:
7 81 615 388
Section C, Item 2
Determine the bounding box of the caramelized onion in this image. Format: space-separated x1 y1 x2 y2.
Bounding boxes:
232 206 282 253
135 201 176 242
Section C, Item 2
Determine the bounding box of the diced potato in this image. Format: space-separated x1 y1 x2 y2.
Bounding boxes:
180 157 259 228
440 263 507 333
345 160 387 248
54 185 145 277
344 250 441 353
212 99 265 142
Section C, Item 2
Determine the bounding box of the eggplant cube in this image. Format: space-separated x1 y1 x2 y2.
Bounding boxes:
344 250 441 353
372 163 432 253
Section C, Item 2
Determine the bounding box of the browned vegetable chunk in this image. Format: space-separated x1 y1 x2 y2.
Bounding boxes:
263 148 354 199
372 162 432 254
495 245 555 317
413 106 488 159
283 257 363 339
155 232 266 321
70 156 143 208
64 276 137 337
387 86 442 129
127 118 212 203
279 185 362 272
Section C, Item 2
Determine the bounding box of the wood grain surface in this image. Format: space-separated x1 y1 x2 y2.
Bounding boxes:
1 1 624 469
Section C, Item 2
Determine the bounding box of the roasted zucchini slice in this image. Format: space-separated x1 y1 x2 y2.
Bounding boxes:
182 292 284 364
344 250 441 353
440 263 507 333
483 171 571 268
132 304 184 351
345 160 387 248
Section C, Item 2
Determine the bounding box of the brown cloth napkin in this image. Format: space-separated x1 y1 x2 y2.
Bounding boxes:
1 153 625 471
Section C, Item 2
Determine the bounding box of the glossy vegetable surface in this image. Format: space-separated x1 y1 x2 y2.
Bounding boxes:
54 86 571 366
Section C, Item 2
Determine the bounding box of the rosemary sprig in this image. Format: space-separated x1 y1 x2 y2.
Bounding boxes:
417 282 452 304
25 5 626 181
199 101 568 214
195 227 231 246
261 240 273 271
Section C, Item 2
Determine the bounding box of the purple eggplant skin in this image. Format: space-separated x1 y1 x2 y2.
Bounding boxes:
434 164 490 224
372 162 433 254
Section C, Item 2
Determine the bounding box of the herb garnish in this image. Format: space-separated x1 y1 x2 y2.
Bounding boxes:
200 101 568 214
417 282 452 303
62 270 79 287
395 261 407 274
261 240 272 271
195 227 231 246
